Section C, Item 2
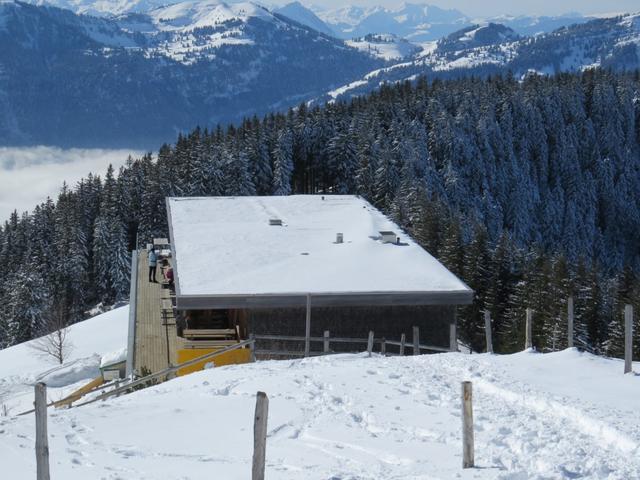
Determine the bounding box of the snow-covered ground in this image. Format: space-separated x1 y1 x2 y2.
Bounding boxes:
346 35 419 60
1 345 638 479
0 306 129 414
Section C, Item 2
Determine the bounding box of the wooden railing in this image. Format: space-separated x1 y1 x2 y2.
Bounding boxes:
252 328 452 358
72 339 255 408
17 377 122 416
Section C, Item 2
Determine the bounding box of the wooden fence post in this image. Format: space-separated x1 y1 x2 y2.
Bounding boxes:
567 296 574 348
323 330 330 354
484 311 493 354
525 308 533 350
252 391 269 480
304 294 311 358
461 381 474 469
380 338 386 356
449 322 458 352
35 382 50 480
625 304 633 374
367 331 374 357
399 333 406 356
413 326 420 356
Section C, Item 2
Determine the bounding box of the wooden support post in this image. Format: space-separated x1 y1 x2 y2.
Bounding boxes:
625 304 633 374
525 308 533 350
484 311 493 354
413 326 420 356
399 333 406 356
323 330 330 354
462 381 474 469
252 391 269 480
249 333 256 362
380 338 386 356
449 322 458 352
304 294 311 358
567 296 574 348
367 331 374 356
35 382 50 480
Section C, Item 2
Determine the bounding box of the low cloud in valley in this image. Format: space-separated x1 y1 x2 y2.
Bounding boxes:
0 146 143 222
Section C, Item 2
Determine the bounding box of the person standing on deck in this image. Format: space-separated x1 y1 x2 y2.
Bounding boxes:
148 248 158 283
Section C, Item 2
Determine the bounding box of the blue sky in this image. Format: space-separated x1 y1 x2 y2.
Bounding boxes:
302 0 639 17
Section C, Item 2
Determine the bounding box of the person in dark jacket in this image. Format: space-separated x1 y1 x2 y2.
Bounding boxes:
148 248 158 283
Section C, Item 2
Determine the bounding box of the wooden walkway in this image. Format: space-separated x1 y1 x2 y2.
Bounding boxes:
134 251 183 375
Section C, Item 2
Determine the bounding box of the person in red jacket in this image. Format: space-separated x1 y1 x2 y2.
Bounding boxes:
165 266 174 289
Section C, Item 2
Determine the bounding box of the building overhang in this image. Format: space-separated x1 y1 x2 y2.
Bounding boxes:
175 290 473 310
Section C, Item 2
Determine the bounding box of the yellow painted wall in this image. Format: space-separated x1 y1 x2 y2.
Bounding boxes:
176 348 251 376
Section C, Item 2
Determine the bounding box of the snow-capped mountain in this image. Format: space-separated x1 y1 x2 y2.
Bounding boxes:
436 23 520 53
308 3 588 42
489 13 588 37
323 14 640 102
314 3 469 41
0 0 381 147
274 1 334 37
30 0 167 16
114 0 287 64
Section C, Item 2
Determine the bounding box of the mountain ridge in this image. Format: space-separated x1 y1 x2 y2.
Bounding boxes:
322 13 640 103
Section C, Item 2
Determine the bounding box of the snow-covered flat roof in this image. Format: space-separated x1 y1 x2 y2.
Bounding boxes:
167 195 472 307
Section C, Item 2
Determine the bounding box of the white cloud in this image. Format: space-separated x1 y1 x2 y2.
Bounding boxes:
0 146 144 222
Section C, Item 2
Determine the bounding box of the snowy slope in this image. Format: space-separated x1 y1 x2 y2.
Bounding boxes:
0 349 638 478
131 0 278 63
0 306 129 414
147 0 273 30
346 33 420 60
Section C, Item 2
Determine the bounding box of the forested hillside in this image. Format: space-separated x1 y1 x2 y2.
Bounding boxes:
1 69 639 355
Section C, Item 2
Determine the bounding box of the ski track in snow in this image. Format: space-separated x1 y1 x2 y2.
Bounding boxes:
1 351 639 479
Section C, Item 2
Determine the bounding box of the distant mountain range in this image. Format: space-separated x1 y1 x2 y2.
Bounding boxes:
1 0 639 148
322 15 640 102
279 2 589 41
0 0 381 147
23 0 592 41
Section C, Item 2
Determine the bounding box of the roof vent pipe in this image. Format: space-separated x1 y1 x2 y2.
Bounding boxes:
336 233 343 244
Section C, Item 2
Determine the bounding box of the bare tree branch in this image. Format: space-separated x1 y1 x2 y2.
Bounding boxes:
29 303 74 365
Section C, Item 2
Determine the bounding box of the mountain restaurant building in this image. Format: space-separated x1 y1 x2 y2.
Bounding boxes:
166 195 473 358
